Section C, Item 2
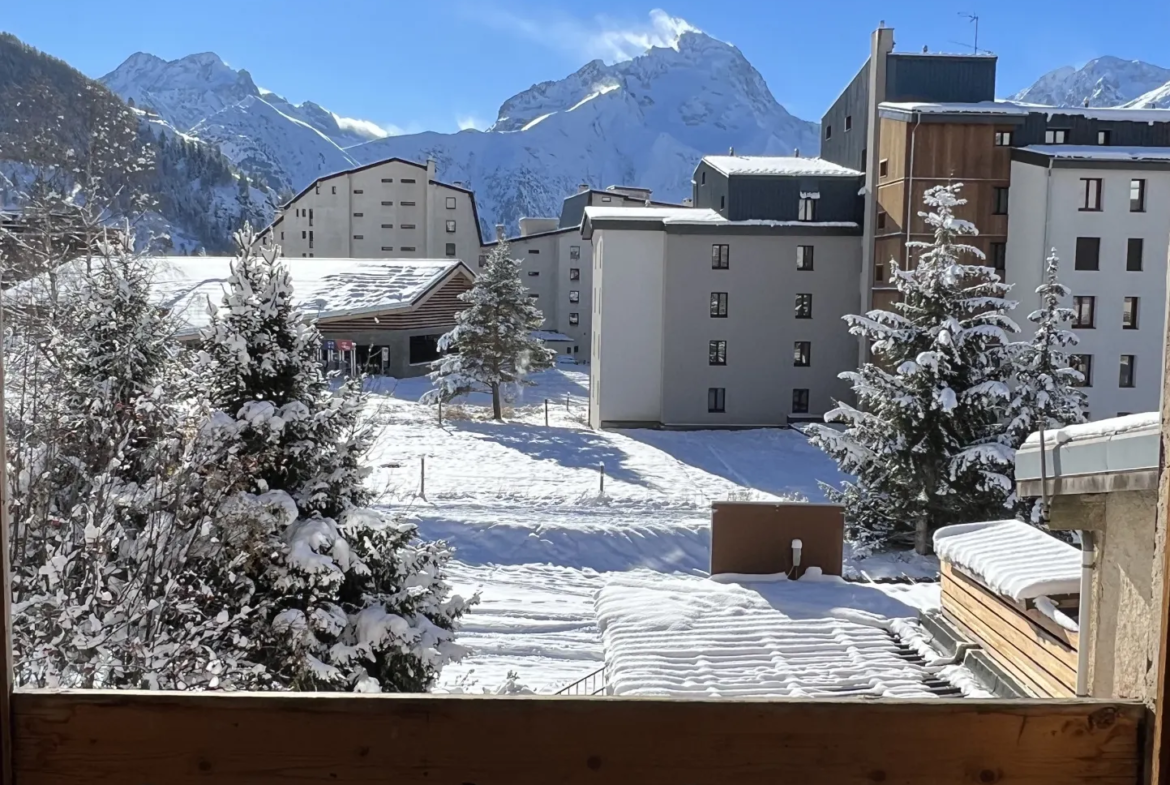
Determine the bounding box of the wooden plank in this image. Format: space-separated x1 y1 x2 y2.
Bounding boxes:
943 562 1080 650
943 610 1047 698
0 290 14 785
943 566 1079 672
11 691 1145 785
944 584 1076 697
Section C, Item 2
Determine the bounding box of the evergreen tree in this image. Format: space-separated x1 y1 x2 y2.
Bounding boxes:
1005 249 1087 520
808 184 1020 554
189 227 476 691
425 239 555 419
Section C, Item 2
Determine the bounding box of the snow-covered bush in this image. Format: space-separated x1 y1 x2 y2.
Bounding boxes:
809 184 1020 554
188 227 477 691
425 239 554 420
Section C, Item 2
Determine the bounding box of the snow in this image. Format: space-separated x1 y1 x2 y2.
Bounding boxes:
703 155 862 177
882 99 1170 124
567 83 621 112
148 256 462 335
353 368 952 692
596 571 978 698
585 205 718 222
1012 57 1170 109
933 520 1081 601
881 100 1033 116
531 330 573 342
1034 595 1079 633
519 112 556 132
1022 411 1158 446
1020 145 1170 162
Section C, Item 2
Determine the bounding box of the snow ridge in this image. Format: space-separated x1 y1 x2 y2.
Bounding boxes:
1011 56 1170 108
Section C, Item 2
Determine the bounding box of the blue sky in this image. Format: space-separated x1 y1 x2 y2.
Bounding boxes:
5 0 1168 135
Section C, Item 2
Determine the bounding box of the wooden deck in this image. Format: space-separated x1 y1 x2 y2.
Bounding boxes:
941 561 1080 698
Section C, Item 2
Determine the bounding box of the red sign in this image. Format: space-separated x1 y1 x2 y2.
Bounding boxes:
337 340 355 351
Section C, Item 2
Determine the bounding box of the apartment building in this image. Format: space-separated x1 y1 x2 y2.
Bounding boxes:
1006 147 1170 418
260 158 484 260
480 185 686 360
584 157 864 429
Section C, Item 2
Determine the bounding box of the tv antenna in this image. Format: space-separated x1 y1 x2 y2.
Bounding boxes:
957 12 980 54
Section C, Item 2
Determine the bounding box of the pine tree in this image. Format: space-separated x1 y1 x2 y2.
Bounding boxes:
808 184 1020 554
1005 249 1087 520
425 239 555 419
190 226 476 691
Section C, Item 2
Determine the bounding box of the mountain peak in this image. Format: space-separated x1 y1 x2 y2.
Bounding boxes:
1011 56 1170 108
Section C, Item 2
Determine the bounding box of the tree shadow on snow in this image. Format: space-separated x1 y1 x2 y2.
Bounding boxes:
454 420 649 487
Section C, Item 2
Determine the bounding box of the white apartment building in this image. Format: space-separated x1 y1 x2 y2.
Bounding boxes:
1006 146 1170 419
582 205 862 429
261 158 483 261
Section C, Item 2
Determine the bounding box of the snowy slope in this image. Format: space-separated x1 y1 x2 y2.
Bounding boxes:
1125 81 1170 109
1011 56 1170 108
346 31 820 234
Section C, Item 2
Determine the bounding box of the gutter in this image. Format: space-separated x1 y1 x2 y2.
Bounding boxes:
1077 531 1095 696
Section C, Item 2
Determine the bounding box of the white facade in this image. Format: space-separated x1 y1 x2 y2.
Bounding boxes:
1006 151 1170 420
584 207 862 428
264 158 483 262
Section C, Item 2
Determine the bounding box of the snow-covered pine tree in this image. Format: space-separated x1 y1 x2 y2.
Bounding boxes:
808 184 1020 554
190 227 476 692
1006 249 1087 520
425 239 555 419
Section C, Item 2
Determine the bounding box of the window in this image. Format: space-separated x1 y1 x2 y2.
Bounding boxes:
1098 130 1111 145
381 178 393 183
308 230 314 249
331 186 337 194
993 187 1009 215
798 198 817 221
409 334 440 365
353 189 364 194
879 159 889 178
994 131 1013 146
528 248 540 254
1127 238 1144 271
296 208 300 217
825 125 832 140
708 387 726 413
569 313 579 325
478 254 488 267
1045 129 1069 144
570 245 581 260
602 196 612 202
308 208 313 226
401 178 416 184
301 231 307 239
875 263 885 283
861 147 867 169
845 115 853 131
528 271 540 277
712 244 730 269
795 293 812 319
528 293 539 299
402 223 417 229
1073 295 1096 328
710 292 728 318
401 246 416 252
1075 237 1101 270
569 290 580 303
719 195 726 210
382 223 394 229
353 234 364 240
280 231 284 241
401 201 417 206
382 246 393 251
315 185 320 195
445 243 456 257
569 268 580 281
797 245 814 271
446 220 457 232
876 211 887 230
381 201 393 206
1123 297 1139 329
794 341 811 367
1119 355 1136 388
792 388 810 414
701 171 707 185
709 340 727 366
990 242 1006 271
1080 178 1102 211
1070 354 1093 387
446 196 457 209
1131 179 1147 212
354 212 364 217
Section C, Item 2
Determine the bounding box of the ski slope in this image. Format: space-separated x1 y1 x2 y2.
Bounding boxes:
363 368 936 692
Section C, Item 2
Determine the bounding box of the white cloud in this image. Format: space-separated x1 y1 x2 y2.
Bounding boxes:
465 6 701 64
331 113 390 140
457 115 485 131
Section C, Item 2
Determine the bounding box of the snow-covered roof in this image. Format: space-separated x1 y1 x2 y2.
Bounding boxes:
531 330 572 342
1018 145 1170 163
933 521 1081 601
880 100 1033 116
703 155 863 177
147 256 464 335
596 572 982 699
1016 413 1160 494
583 206 722 222
1022 412 1158 447
881 99 1170 124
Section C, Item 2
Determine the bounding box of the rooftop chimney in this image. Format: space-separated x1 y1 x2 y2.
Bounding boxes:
728 146 735 156
495 224 506 241
426 157 436 181
922 45 929 53
1083 97 1090 107
794 148 801 158
578 183 590 193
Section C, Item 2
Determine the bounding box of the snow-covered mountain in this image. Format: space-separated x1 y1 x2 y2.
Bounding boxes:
1011 56 1170 108
1124 81 1170 109
101 31 818 236
346 31 820 234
